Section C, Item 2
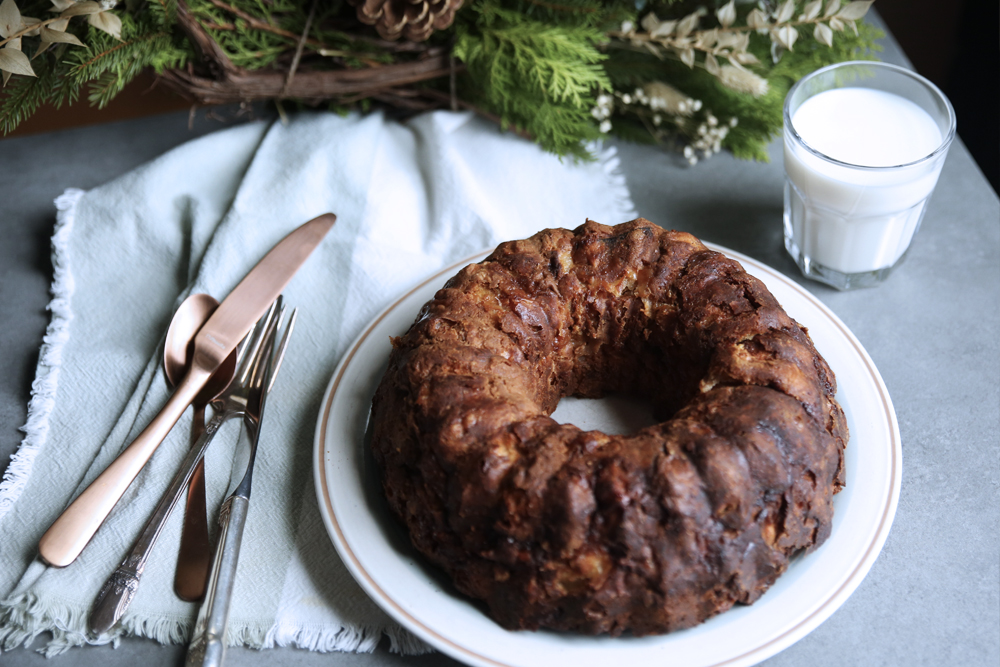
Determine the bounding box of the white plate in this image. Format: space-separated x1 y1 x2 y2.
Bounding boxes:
313 245 901 667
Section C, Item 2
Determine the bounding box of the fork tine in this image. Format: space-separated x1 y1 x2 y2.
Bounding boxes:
235 298 280 384
233 308 270 370
235 301 275 357
246 299 284 392
237 303 295 425
267 308 296 393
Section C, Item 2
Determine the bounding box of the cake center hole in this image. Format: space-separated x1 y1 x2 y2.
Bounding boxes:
550 395 660 436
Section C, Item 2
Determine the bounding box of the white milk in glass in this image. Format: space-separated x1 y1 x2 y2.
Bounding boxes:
784 87 945 274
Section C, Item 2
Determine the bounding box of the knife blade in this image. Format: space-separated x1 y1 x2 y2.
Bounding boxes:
38 214 335 567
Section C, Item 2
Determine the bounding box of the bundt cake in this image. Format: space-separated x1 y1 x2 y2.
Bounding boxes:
369 219 848 636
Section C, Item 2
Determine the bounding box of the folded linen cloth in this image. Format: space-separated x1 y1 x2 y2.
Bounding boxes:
0 110 636 656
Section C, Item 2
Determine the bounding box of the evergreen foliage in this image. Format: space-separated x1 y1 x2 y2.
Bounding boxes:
453 1 624 159
0 0 883 162
189 0 291 69
67 14 189 108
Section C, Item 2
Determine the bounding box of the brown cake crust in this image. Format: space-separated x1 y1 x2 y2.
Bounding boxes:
369 219 848 636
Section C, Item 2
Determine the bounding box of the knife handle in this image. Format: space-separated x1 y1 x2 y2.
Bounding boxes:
39 366 210 568
186 495 249 667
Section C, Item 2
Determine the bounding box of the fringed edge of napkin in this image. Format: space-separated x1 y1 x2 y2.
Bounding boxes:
1 586 432 657
256 620 431 655
0 188 82 521
0 587 108 657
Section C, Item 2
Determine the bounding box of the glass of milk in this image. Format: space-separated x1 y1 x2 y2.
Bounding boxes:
783 61 955 290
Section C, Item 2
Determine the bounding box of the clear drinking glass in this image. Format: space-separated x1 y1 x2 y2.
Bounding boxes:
782 61 956 290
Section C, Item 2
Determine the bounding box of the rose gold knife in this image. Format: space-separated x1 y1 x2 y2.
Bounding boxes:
38 213 336 568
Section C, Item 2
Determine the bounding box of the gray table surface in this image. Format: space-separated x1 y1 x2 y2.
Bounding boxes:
2 16 998 667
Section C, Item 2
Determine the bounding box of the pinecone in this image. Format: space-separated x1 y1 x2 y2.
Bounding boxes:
349 0 463 41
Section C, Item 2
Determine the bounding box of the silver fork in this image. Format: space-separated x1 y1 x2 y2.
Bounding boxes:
185 304 296 667
88 299 284 637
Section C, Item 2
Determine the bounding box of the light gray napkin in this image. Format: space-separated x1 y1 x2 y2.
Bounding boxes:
0 110 635 656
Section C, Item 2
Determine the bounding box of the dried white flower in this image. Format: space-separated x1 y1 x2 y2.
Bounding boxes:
599 119 612 133
716 0 737 28
775 0 796 23
679 47 695 68
773 24 798 50
675 10 702 38
601 0 874 164
705 52 720 76
695 28 718 51
640 12 660 33
801 0 823 21
747 8 769 31
718 65 770 97
814 22 834 46
643 81 698 116
590 92 614 122
20 15 40 37
0 0 22 37
684 106 732 165
651 20 676 38
836 1 874 20
771 40 784 64
88 9 120 39
613 0 871 98
715 31 743 50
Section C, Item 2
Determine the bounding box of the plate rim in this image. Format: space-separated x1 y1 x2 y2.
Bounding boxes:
313 244 902 667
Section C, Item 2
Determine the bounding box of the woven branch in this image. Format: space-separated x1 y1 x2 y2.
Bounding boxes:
163 0 460 106
159 55 459 104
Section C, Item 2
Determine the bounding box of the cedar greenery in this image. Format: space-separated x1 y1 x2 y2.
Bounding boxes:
453 1 625 159
0 0 882 161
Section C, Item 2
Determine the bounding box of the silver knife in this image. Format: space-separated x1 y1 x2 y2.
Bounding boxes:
39 214 335 568
185 307 296 667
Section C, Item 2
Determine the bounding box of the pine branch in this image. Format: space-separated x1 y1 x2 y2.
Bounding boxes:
1 59 58 133
149 0 179 28
521 0 597 15
453 4 612 157
158 52 457 103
